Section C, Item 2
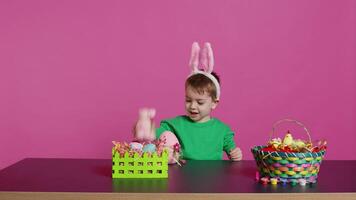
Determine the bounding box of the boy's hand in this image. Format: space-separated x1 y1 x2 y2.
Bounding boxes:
229 147 242 161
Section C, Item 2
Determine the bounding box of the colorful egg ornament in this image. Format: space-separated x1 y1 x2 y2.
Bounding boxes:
129 142 143 151
270 178 278 185
142 143 156 153
299 179 307 186
260 177 269 185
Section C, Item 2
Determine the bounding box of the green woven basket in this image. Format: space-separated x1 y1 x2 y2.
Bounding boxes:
251 119 326 183
112 148 169 178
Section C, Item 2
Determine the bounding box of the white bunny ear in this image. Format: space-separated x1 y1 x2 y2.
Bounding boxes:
189 42 200 73
204 42 214 73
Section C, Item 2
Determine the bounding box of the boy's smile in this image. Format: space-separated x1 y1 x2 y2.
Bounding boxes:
185 86 218 123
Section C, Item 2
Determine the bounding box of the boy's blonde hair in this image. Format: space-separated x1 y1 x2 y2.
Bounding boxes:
185 72 220 101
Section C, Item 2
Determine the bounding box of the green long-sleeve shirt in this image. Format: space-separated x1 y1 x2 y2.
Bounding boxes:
156 115 236 160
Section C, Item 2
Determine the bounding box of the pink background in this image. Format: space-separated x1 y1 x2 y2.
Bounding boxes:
0 0 355 170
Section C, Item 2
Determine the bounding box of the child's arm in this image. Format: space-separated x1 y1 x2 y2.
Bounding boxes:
155 121 174 139
223 129 243 161
229 147 243 161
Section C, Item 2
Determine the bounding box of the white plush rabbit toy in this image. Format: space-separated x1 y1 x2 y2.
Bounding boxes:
134 108 156 142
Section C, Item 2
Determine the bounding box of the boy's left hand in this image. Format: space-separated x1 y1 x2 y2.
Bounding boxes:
229 147 242 161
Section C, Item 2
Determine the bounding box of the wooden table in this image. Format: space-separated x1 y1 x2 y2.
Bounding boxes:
0 158 355 200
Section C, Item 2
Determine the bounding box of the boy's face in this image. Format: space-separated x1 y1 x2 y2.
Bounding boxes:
185 86 218 123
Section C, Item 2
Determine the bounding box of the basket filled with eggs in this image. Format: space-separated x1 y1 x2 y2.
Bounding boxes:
112 132 183 178
251 119 327 185
112 141 169 178
112 109 184 178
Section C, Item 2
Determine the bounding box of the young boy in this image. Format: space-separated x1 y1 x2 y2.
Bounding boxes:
135 42 242 161
155 72 242 161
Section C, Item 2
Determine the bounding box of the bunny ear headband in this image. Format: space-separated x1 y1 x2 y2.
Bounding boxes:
188 42 220 100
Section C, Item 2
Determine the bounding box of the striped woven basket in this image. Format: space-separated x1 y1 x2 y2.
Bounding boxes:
251 119 326 183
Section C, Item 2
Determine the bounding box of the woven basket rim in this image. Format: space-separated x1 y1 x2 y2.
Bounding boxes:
251 145 326 158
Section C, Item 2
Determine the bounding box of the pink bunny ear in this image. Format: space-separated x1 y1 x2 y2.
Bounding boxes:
189 42 200 73
199 44 208 72
204 42 214 73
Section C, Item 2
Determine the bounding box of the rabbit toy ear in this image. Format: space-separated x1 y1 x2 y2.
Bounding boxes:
204 42 214 73
189 42 200 73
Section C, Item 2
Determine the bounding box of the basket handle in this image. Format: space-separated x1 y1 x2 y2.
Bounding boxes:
270 119 312 144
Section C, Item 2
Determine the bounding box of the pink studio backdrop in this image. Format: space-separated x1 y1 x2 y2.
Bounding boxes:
0 0 355 169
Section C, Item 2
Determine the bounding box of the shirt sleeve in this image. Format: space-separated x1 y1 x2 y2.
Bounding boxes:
223 128 236 153
155 120 174 138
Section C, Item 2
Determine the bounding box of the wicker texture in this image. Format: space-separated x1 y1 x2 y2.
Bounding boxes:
251 119 326 183
252 145 326 182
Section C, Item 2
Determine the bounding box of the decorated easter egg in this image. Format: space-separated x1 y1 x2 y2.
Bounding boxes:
298 179 307 186
260 177 269 185
280 178 288 186
129 142 143 151
159 131 179 147
270 178 278 185
142 143 156 153
290 179 298 186
159 131 181 164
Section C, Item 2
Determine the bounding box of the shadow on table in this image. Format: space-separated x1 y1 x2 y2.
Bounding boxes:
112 178 168 192
93 165 112 178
